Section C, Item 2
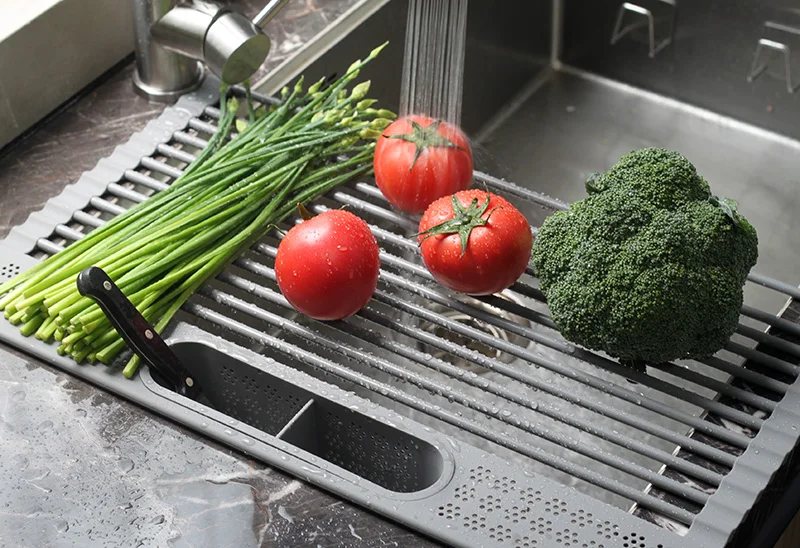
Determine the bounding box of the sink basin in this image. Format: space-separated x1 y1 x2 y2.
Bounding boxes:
258 0 800 318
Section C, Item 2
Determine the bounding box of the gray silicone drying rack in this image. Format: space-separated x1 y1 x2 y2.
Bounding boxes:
3 76 800 548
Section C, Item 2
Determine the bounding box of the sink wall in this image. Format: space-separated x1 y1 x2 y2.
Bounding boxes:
562 0 800 141
294 0 552 135
287 0 800 316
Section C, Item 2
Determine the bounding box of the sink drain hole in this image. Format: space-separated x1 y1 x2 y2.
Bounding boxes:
420 294 534 374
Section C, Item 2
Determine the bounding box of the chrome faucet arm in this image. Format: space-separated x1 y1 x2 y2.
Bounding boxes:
132 0 289 103
254 0 292 28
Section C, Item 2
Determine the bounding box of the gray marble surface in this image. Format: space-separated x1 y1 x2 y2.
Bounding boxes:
0 345 432 548
0 0 437 546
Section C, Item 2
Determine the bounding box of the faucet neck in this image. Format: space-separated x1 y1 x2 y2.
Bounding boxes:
132 0 205 103
132 0 287 103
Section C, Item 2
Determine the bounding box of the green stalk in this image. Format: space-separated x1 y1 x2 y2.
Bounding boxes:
34 316 58 341
4 45 391 378
72 345 92 363
20 314 45 337
1 107 250 304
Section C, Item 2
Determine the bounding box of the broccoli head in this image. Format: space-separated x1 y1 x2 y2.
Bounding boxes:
532 148 758 365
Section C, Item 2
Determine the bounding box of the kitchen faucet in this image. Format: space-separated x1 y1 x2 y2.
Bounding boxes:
132 0 290 102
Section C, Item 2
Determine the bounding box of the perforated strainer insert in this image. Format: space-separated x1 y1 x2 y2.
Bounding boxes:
0 263 21 282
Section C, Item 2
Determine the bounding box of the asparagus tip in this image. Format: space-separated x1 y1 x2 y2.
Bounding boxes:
369 41 389 59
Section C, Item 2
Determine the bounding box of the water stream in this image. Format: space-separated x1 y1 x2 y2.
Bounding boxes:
399 0 469 126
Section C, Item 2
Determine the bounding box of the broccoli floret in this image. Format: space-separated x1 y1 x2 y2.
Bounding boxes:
532 148 758 365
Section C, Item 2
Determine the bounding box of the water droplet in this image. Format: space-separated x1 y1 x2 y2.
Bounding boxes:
242 438 254 446
118 458 135 474
56 520 69 533
150 515 165 525
14 456 29 470
38 420 54 430
302 466 322 476
11 390 25 402
224 429 234 435
277 505 294 523
447 438 461 453
119 502 133 510
200 422 208 429
75 409 87 418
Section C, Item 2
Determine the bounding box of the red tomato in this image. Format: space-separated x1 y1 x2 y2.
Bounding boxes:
373 115 473 214
275 210 380 320
418 190 533 296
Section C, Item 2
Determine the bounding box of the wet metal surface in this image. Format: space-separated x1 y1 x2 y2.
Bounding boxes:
478 69 800 317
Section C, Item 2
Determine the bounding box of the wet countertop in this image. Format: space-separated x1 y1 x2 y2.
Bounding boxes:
0 1 436 546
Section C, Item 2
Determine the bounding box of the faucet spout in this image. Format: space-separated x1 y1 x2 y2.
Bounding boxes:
132 0 287 103
254 0 292 28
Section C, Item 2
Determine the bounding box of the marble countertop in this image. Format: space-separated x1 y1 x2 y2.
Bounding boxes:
0 1 437 546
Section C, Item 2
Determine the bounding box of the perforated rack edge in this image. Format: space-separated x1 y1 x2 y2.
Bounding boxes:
1 76 799 548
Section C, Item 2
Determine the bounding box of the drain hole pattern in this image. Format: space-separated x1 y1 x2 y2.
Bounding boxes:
621 533 650 548
320 411 424 492
0 263 20 282
216 366 306 435
441 466 659 547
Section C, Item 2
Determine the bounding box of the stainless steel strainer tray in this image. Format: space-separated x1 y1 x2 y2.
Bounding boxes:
2 76 800 548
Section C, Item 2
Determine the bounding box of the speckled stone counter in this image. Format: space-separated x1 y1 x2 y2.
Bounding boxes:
0 1 437 546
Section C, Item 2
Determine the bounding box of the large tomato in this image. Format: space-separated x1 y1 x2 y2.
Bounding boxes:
418 190 533 296
373 115 473 214
275 209 380 320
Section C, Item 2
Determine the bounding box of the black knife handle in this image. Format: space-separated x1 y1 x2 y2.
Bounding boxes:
76 266 198 399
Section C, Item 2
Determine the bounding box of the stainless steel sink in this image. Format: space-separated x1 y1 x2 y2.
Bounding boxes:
260 0 800 318
245 0 800 541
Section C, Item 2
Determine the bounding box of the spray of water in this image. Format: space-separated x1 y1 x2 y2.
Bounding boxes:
400 0 469 126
